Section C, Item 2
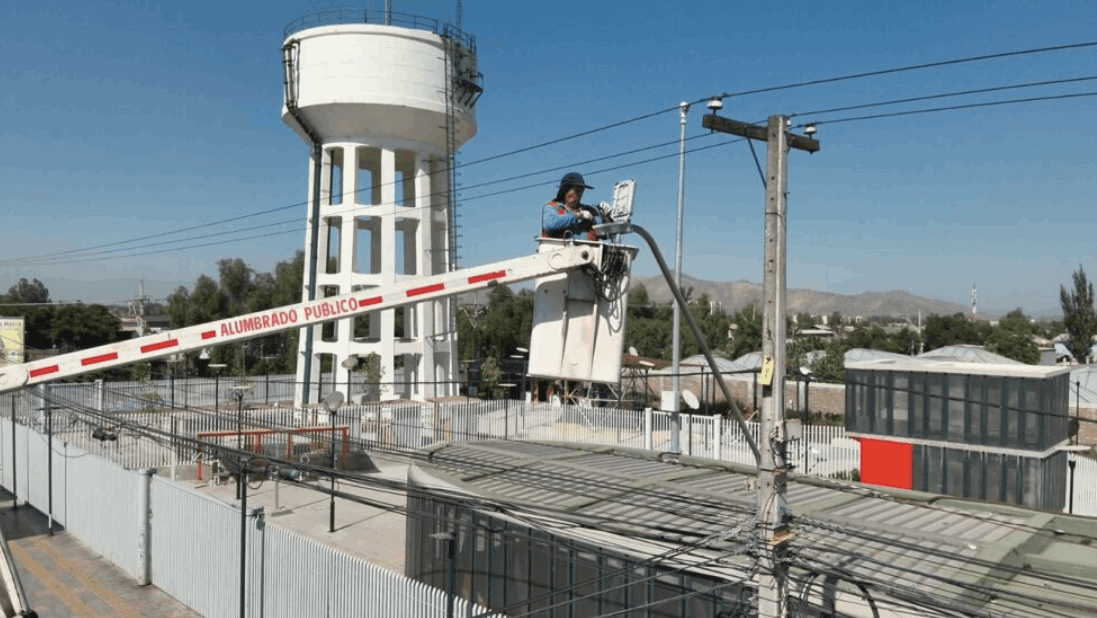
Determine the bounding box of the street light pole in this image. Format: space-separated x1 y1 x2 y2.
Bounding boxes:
233 389 246 500
670 101 690 455
323 390 346 533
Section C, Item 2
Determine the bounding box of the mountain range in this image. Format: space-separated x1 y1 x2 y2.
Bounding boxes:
629 274 974 321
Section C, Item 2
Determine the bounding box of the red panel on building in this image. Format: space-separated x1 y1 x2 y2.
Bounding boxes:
860 438 913 490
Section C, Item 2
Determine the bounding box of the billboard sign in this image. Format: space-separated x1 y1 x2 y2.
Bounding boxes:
0 317 25 365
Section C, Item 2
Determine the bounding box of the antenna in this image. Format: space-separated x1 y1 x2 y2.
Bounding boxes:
456 0 463 30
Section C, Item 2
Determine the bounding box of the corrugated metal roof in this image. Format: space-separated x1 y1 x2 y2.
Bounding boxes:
416 440 1097 617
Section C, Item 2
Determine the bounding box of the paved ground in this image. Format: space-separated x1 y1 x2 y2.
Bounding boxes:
0 488 200 618
183 453 411 574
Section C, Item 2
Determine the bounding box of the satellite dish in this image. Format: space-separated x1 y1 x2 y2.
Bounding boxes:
682 390 700 410
628 346 638 356
322 391 345 411
340 356 359 370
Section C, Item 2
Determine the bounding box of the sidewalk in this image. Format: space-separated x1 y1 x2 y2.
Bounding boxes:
182 454 411 574
0 488 199 618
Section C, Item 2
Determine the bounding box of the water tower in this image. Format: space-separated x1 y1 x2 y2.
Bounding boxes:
281 9 482 404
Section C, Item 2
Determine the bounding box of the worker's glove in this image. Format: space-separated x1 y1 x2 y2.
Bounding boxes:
598 201 613 222
577 210 594 221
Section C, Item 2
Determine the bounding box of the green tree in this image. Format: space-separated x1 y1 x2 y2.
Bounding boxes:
923 313 990 351
6 278 50 304
48 304 119 351
1060 265 1097 363
729 305 763 359
478 356 502 399
356 352 385 401
985 308 1040 364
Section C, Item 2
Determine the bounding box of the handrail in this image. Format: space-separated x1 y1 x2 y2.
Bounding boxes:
283 9 476 51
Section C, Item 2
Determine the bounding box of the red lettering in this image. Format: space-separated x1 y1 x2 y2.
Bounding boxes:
288 310 298 323
349 298 358 311
221 324 231 336
304 307 314 320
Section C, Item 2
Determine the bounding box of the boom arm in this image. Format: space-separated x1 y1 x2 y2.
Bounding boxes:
0 245 601 394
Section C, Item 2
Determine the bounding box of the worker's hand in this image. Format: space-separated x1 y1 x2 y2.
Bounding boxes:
577 209 593 221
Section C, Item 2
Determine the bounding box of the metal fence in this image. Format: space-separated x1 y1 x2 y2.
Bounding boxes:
0 418 500 618
9 383 1094 515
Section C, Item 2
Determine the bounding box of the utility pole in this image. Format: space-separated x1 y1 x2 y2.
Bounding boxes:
702 110 818 618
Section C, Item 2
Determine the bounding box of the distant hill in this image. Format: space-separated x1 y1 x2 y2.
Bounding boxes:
629 274 971 320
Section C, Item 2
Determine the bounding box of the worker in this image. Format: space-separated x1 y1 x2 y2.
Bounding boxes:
541 172 601 241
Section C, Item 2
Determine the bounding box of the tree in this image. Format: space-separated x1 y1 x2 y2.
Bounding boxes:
729 305 763 359
1060 265 1097 364
922 313 990 351
48 304 119 351
6 278 50 304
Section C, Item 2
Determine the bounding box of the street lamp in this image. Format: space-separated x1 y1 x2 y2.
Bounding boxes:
430 531 457 618
342 355 359 405
322 390 345 533
209 363 227 415
498 383 517 439
1061 444 1090 514
510 347 529 403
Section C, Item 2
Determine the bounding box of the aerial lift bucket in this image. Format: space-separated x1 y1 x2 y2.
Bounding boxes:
528 180 639 385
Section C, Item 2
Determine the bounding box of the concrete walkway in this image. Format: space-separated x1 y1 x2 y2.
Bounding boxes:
183 454 411 574
0 488 199 618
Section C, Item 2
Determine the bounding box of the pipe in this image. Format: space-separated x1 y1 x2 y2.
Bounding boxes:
282 40 324 405
598 222 762 463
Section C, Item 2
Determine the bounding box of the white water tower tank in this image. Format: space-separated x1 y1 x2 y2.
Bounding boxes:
281 10 483 405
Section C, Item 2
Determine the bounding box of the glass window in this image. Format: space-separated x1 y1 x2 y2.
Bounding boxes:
947 375 966 442
893 373 910 438
968 375 984 443
986 377 1003 444
967 453 984 500
985 453 1002 502
874 372 889 433
1005 379 1021 448
926 446 944 494
911 373 926 438
927 374 945 439
946 448 966 497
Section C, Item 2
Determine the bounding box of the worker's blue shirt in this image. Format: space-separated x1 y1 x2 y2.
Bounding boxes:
541 201 600 241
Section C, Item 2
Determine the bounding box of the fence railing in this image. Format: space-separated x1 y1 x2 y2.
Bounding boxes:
8 383 1093 515
0 418 501 618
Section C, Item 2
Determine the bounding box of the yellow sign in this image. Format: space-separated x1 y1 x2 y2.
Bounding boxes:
0 317 25 366
759 355 774 386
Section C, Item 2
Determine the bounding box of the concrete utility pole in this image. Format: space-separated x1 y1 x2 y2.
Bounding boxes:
703 111 818 618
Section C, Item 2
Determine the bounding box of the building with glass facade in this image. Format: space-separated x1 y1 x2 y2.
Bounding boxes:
846 358 1072 510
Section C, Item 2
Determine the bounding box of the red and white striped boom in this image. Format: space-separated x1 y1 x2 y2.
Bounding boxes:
0 244 601 394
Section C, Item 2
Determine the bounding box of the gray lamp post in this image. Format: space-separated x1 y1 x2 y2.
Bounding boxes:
322 390 345 533
430 531 456 618
342 355 359 405
209 363 227 415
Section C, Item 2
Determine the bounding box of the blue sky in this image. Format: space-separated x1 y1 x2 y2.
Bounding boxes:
1 0 1095 316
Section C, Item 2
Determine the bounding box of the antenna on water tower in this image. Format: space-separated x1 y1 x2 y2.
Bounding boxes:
456 0 463 30
972 283 978 320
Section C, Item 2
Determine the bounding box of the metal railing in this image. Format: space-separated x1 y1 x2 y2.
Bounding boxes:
0 420 501 618
283 9 477 50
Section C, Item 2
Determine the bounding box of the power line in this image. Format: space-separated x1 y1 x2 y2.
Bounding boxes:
791 74 1097 119
7 40 1096 269
801 90 1097 128
707 40 1097 103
